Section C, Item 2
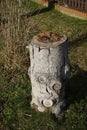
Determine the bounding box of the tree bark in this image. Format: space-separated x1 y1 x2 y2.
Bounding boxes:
48 0 55 8
28 34 70 118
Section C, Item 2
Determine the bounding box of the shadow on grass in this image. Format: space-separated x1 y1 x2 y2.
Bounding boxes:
0 7 52 24
66 65 87 107
68 32 87 49
65 31 87 109
20 7 53 19
66 31 87 105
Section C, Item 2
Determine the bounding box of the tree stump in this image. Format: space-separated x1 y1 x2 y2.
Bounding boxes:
28 32 70 118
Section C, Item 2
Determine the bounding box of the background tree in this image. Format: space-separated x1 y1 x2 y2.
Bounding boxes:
48 0 55 8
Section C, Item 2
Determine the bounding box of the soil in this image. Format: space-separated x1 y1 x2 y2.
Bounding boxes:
36 32 64 43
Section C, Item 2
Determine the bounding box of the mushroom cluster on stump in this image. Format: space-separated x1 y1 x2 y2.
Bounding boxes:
28 32 70 118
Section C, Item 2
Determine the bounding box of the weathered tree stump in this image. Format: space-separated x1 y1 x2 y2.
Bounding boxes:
28 32 70 118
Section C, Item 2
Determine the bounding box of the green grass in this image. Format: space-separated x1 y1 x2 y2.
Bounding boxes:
0 1 87 130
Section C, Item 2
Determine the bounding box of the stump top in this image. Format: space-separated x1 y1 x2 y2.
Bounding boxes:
31 32 67 48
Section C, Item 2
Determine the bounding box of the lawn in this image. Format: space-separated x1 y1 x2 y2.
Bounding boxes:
0 0 87 130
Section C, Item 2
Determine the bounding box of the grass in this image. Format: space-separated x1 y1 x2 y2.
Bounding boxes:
0 0 87 130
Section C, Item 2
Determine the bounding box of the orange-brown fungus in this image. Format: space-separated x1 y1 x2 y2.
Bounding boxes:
36 32 64 43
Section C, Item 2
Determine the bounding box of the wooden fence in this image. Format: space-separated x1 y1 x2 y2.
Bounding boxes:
57 0 87 11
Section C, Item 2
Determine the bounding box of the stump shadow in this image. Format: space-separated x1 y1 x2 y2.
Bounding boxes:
68 32 87 49
66 65 87 107
66 32 87 106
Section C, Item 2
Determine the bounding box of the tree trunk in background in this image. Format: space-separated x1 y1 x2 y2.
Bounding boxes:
48 0 55 8
28 34 70 118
